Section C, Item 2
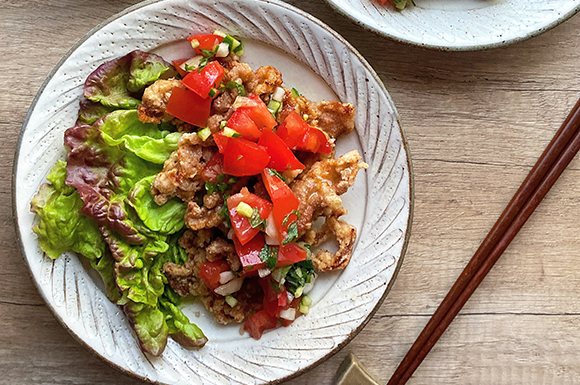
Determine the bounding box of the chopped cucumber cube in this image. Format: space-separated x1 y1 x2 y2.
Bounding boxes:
235 202 253 218
196 127 211 141
222 126 241 138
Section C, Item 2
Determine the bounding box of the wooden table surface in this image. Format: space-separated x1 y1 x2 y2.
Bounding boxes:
3 1 580 384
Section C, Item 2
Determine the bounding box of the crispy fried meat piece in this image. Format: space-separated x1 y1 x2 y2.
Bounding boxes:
137 79 184 124
164 230 262 324
280 90 355 141
184 192 224 231
246 66 283 98
164 229 213 297
200 279 263 324
223 61 255 85
223 61 283 99
151 133 216 205
291 150 368 271
303 216 357 272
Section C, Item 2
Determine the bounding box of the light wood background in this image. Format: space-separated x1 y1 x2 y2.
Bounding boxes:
2 1 580 384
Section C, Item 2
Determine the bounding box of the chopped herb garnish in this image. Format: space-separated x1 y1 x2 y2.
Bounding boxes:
219 81 247 96
284 260 315 296
259 244 278 269
205 174 238 196
249 207 267 229
282 210 301 227
184 63 197 72
282 221 299 245
198 46 218 71
219 195 231 226
220 120 227 130
270 277 282 293
267 168 286 182
237 155 243 161
205 180 230 195
291 88 300 98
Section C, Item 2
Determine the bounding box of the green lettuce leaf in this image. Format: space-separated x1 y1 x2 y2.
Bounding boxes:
90 250 122 303
126 176 186 234
128 52 172 93
160 297 207 348
65 110 182 244
84 50 170 109
76 98 117 126
30 160 105 260
124 300 169 356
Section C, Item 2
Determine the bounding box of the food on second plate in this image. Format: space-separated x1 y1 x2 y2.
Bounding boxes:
30 30 367 356
383 0 414 10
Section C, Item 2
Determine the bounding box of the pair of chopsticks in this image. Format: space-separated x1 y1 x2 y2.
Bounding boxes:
388 97 580 385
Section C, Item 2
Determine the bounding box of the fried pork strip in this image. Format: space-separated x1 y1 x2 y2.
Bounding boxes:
291 150 368 271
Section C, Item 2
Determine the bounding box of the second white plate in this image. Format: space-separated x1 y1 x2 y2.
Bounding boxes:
325 0 580 50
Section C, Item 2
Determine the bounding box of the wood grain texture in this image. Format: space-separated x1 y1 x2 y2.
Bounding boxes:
2 0 580 384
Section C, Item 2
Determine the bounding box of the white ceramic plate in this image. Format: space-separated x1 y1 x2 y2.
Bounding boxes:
325 0 580 50
13 0 412 383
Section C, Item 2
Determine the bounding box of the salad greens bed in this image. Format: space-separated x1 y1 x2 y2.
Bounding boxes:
31 50 207 356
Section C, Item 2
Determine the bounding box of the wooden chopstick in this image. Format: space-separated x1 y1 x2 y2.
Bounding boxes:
388 97 580 385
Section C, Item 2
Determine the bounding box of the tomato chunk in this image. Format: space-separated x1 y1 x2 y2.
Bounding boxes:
199 260 230 290
227 108 262 141
277 111 331 154
233 232 266 272
166 87 211 127
172 58 189 78
213 131 229 153
234 95 277 130
258 129 305 171
244 310 278 339
277 243 307 267
182 61 224 99
201 152 224 183
187 34 224 54
259 277 289 318
223 137 270 176
261 169 300 243
227 187 272 245
276 110 307 148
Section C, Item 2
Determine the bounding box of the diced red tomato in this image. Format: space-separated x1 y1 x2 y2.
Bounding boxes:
244 310 278 339
300 126 332 154
227 109 262 141
166 87 211 127
261 169 300 242
187 34 224 54
277 111 331 154
213 131 229 153
201 152 224 183
234 95 277 130
277 243 307 267
227 187 272 245
276 110 307 148
258 129 305 171
259 277 289 318
172 58 189 78
199 260 230 290
233 232 265 272
182 61 224 99
223 137 270 176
